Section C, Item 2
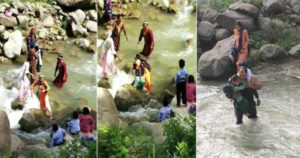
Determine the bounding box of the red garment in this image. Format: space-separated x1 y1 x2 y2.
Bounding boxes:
186 83 196 103
79 114 94 133
138 28 154 57
53 60 67 88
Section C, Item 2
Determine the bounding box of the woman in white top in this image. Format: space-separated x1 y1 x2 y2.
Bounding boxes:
101 31 120 78
18 59 33 101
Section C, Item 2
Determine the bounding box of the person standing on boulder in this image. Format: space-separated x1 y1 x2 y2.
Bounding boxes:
112 15 128 52
53 55 68 89
27 28 37 51
137 21 154 58
234 21 249 71
18 59 34 101
28 45 38 83
238 67 262 119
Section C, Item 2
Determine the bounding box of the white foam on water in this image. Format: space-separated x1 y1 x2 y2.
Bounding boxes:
173 0 194 26
0 70 40 129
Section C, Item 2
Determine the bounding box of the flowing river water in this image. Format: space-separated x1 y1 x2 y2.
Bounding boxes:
0 40 97 129
98 0 197 97
197 60 300 157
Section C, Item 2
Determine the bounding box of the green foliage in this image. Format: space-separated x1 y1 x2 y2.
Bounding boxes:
98 125 154 158
251 22 295 51
162 115 196 158
209 0 235 12
174 142 189 158
24 150 54 158
0 154 12 158
58 136 96 158
251 0 263 8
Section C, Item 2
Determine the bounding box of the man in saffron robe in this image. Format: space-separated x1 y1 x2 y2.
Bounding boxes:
137 21 154 58
53 55 68 88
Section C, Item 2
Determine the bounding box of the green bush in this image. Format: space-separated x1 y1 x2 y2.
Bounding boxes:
98 125 154 158
162 115 196 158
24 150 54 158
0 154 12 158
209 0 235 12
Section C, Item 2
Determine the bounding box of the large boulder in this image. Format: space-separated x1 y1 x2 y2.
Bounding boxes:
216 10 256 31
39 28 50 39
57 0 94 9
0 110 11 155
98 88 119 126
11 135 25 154
18 109 51 132
289 45 300 57
71 22 86 37
85 20 97 33
198 35 234 78
17 15 28 26
0 14 17 27
198 21 216 43
4 30 23 59
215 28 231 41
229 1 260 18
87 10 97 21
0 25 5 33
259 44 285 61
262 0 284 15
70 9 86 25
43 16 55 28
197 8 218 23
291 0 300 15
114 84 152 111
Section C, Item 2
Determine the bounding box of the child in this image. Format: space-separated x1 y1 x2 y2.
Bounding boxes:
67 111 80 135
79 107 95 139
186 75 196 115
175 59 188 107
50 124 66 148
158 96 172 122
132 54 144 90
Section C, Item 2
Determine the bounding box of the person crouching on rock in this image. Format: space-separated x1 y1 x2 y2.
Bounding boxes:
79 107 95 141
158 96 174 122
4 7 12 17
67 111 80 135
50 124 66 148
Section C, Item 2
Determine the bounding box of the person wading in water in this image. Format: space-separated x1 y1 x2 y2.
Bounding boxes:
112 15 128 52
137 21 154 59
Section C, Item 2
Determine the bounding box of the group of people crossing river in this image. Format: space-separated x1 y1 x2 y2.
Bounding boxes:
18 28 68 117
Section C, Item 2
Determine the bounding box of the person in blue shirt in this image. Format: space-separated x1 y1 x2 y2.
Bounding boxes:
174 59 188 107
67 111 80 135
50 124 66 148
158 96 173 122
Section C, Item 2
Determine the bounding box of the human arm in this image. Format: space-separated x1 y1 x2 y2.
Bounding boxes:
63 63 67 82
122 24 128 41
43 81 50 92
247 75 262 90
243 30 249 55
137 29 143 44
54 62 58 77
149 30 154 49
233 82 246 92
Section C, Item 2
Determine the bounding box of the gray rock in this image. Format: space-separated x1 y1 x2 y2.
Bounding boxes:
131 122 165 143
291 0 300 15
0 110 11 155
258 16 271 29
0 25 5 33
71 22 84 37
197 8 218 23
98 88 119 126
1 31 9 40
198 21 216 43
4 30 23 59
39 28 49 39
259 44 284 61
43 16 55 28
11 135 25 154
70 9 86 25
87 10 97 21
17 15 28 26
262 0 284 15
198 35 234 78
289 45 300 57
229 1 260 18
215 28 231 41
0 13 18 27
216 10 256 31
57 0 93 9
145 99 162 109
85 20 97 33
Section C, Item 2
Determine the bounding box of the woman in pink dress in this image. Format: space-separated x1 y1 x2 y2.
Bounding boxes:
79 107 94 138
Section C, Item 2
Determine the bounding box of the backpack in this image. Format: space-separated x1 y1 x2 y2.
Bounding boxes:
223 86 234 99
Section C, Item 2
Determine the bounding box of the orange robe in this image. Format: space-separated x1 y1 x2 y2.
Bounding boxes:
234 29 249 71
31 81 50 109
